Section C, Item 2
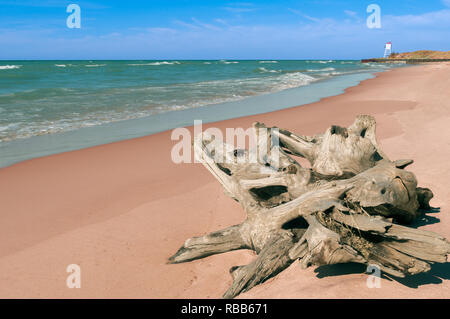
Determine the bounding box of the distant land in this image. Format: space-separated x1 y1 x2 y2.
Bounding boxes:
362 50 450 63
389 50 450 59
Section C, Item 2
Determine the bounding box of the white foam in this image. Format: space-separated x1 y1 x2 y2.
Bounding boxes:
364 63 390 69
318 71 355 77
55 64 67 67
220 60 239 64
271 72 316 91
310 60 334 64
257 67 280 73
0 65 21 70
307 67 336 72
259 61 278 64
85 64 107 67
128 61 180 66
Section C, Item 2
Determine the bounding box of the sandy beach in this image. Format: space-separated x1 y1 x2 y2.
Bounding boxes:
0 63 449 298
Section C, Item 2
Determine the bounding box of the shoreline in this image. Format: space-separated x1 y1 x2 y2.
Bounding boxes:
0 69 384 169
0 63 449 298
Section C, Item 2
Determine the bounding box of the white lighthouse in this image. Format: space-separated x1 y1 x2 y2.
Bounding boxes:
384 42 392 58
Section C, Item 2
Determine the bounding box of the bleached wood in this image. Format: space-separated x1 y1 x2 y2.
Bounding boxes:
169 115 449 298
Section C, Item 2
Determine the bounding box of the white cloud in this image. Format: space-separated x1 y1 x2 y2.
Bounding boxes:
172 20 201 30
384 9 450 28
215 18 230 26
288 8 322 23
191 18 222 31
344 10 357 18
146 27 178 35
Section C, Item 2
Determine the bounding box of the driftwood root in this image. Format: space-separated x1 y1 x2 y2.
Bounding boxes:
169 115 449 298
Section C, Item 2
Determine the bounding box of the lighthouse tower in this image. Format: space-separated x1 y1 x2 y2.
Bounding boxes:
384 42 392 58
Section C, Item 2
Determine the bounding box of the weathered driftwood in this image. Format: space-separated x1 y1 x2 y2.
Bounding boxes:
169 115 449 299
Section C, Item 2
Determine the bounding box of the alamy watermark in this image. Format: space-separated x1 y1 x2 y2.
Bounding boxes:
170 120 281 169
366 264 381 288
66 264 81 288
366 4 381 29
66 4 81 29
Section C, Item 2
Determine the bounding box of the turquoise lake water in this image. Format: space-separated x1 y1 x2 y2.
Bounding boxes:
0 60 398 167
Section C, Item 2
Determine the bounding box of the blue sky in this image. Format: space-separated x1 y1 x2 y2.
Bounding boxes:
0 0 449 59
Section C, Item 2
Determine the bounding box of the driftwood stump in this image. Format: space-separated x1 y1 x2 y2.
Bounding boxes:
169 115 449 299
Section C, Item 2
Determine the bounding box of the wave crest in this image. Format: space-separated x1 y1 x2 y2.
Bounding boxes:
0 65 21 70
257 67 280 73
128 61 181 66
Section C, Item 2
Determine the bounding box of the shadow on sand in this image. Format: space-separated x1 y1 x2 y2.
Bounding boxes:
313 207 449 288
